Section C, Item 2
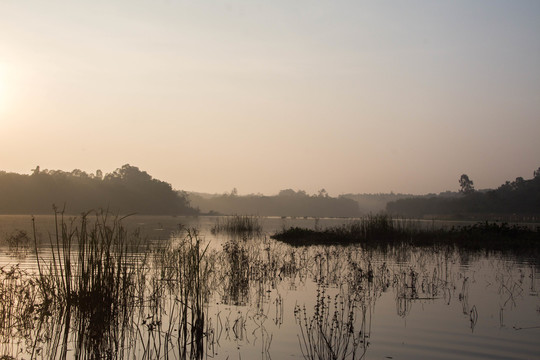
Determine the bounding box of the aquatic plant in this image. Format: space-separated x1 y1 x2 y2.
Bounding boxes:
33 209 139 310
2 210 538 359
31 208 142 358
294 285 367 360
3 229 31 255
149 227 214 359
221 238 251 305
0 265 39 356
211 215 262 236
272 215 540 253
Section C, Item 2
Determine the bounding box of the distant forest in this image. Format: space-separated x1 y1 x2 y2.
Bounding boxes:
386 169 540 219
0 164 196 215
189 190 461 217
188 189 360 217
3 164 538 219
340 192 442 213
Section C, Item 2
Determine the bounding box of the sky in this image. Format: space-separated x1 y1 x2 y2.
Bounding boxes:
1 0 539 196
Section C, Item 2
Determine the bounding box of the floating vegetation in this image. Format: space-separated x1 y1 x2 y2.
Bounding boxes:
211 215 262 236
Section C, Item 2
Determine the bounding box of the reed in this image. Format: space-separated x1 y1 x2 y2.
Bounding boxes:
150 227 214 359
30 208 142 358
0 265 39 356
221 238 251 305
33 209 138 310
211 215 262 236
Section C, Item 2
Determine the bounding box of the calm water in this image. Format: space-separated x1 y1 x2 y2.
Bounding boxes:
1 215 539 359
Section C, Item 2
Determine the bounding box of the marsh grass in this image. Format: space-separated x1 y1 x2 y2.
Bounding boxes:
30 208 142 358
272 215 540 253
2 210 535 359
149 227 214 359
272 215 404 246
221 238 251 305
22 210 219 359
0 265 39 356
211 215 262 236
33 210 139 311
2 229 31 257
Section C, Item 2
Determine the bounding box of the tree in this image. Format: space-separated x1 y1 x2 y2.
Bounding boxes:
513 177 525 190
534 167 540 178
278 189 296 197
317 188 329 198
459 174 475 194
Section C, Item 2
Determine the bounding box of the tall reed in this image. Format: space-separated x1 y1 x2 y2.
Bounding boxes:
32 208 141 358
211 215 262 236
151 227 213 359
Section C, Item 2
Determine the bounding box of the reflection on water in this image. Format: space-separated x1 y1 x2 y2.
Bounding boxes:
0 215 539 359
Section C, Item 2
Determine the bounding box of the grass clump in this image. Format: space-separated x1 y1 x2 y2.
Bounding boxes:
31 208 141 358
211 215 262 236
272 215 402 246
34 209 138 310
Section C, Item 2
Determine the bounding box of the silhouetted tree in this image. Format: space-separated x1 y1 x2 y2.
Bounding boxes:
317 188 329 198
387 168 540 217
513 177 525 190
278 189 296 197
0 164 197 215
459 174 475 194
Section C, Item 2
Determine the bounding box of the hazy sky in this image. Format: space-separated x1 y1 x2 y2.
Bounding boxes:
1 1 539 195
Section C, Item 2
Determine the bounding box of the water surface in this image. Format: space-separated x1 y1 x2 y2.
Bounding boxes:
0 215 538 359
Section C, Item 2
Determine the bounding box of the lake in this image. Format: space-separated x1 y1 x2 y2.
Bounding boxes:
0 214 539 359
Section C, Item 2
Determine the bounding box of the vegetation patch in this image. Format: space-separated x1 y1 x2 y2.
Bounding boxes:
211 215 262 236
272 215 540 253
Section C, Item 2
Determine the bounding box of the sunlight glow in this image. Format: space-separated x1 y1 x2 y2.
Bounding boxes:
0 63 8 115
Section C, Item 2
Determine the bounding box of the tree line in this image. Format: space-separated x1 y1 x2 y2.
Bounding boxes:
386 168 540 219
189 188 360 217
0 164 197 215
